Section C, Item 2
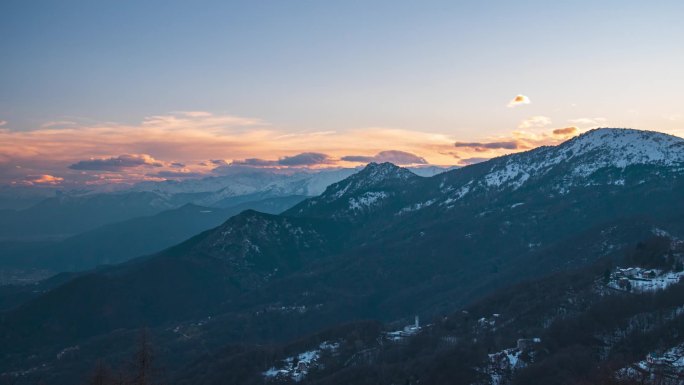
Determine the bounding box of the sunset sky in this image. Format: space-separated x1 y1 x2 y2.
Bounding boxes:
1 1 683 187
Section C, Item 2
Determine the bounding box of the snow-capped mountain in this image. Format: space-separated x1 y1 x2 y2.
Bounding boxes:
433 128 684 207
130 167 358 206
127 165 453 208
317 162 416 201
287 162 420 219
285 128 684 222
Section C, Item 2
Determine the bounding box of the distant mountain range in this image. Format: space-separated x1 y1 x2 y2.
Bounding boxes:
0 165 453 241
0 197 306 273
1 128 683 384
0 165 453 281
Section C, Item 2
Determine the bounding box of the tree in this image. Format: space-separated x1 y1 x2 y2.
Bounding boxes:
131 329 154 385
628 237 671 268
84 329 164 385
603 268 611 284
88 361 112 385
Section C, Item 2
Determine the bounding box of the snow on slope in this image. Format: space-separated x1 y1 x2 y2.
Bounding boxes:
327 163 415 200
349 191 388 211
439 128 684 204
488 128 684 186
129 168 358 206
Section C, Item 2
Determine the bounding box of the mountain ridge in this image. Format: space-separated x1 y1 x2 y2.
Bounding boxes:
2 128 684 384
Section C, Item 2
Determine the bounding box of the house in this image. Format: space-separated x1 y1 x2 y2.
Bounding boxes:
618 277 631 289
643 270 657 279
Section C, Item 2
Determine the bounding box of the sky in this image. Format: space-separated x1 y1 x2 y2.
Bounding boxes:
1 0 683 188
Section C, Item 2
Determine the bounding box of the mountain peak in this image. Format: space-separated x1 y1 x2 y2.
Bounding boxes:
556 127 684 167
356 162 415 180
284 163 418 219
436 128 684 202
571 127 683 146
321 162 416 199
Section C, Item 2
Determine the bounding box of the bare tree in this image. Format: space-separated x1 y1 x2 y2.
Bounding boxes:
88 360 112 385
130 329 154 385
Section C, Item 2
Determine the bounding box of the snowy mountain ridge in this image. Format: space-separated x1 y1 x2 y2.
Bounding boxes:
322 162 415 200
438 128 684 204
288 163 418 218
287 128 684 219
537 128 684 174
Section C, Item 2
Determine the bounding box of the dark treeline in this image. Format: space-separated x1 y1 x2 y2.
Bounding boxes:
85 330 165 385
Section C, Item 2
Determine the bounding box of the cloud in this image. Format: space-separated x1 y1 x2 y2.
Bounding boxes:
341 150 427 165
0 120 6 127
568 117 607 126
69 154 164 171
24 174 64 185
231 158 278 167
449 126 594 166
232 152 333 167
149 170 204 178
453 141 525 152
518 116 552 129
552 126 578 136
278 152 332 166
209 159 229 166
40 120 78 129
0 110 615 186
508 94 530 108
0 112 457 181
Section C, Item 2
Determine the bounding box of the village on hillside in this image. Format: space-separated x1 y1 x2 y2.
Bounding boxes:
605 267 684 293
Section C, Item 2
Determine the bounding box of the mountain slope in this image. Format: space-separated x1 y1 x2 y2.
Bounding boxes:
287 162 422 220
0 191 174 241
0 195 307 274
0 210 346 352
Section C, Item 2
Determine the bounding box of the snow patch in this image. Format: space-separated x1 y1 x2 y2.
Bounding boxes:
348 191 388 211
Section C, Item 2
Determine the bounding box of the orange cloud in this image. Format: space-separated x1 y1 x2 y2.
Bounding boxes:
508 94 530 108
24 174 64 185
454 140 527 152
69 154 164 171
552 127 578 136
451 127 588 166
0 111 595 185
0 112 459 184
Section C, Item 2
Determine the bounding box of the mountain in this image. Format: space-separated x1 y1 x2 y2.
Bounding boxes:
287 162 422 220
407 165 458 177
0 191 174 241
130 167 359 207
0 195 308 276
0 168 357 242
0 185 58 210
0 166 452 242
1 128 683 384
